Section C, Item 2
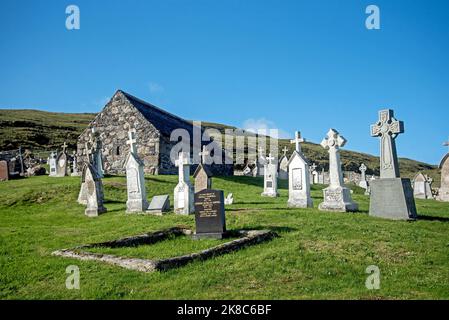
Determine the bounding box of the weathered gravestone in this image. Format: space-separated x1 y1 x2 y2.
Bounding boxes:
193 189 226 239
71 151 80 177
193 146 212 193
278 147 289 180
358 163 369 190
55 142 68 177
91 127 104 178
124 129 149 213
0 160 9 181
438 142 449 202
309 163 317 185
413 172 433 199
83 164 107 217
369 109 417 220
174 151 194 214
318 129 358 212
147 195 170 215
256 147 266 177
48 152 57 177
78 142 94 205
287 131 313 208
261 154 279 197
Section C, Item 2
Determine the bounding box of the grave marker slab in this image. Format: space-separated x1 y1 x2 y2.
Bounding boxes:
147 195 170 215
193 189 226 239
83 164 107 217
174 152 194 214
261 154 279 197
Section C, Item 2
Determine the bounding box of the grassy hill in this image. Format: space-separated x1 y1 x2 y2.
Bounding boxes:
1 175 448 299
0 109 439 182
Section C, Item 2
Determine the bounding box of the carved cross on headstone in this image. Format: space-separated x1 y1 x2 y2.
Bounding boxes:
371 109 404 179
126 129 137 154
290 131 304 152
310 163 317 172
282 147 288 157
199 145 210 164
62 142 68 153
266 153 275 165
175 151 190 182
359 163 367 181
320 129 346 187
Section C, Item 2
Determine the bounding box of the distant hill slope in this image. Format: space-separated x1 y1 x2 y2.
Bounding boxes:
0 109 439 183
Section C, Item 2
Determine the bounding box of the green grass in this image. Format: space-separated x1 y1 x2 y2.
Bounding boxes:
1 175 449 300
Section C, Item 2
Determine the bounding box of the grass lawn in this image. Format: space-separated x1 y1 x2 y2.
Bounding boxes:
0 175 448 300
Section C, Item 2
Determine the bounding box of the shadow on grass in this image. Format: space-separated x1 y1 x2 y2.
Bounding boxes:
237 225 296 233
417 215 449 222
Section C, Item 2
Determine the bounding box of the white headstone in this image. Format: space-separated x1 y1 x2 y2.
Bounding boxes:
48 152 57 177
174 151 194 214
358 163 369 190
261 154 279 197
83 164 107 217
287 132 313 208
318 129 358 212
413 173 433 200
124 129 149 213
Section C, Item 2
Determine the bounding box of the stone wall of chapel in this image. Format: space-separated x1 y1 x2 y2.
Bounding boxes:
76 92 161 174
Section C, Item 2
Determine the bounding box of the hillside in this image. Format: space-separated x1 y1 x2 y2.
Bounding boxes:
0 109 439 182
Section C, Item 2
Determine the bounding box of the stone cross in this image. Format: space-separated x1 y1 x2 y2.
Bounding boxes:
199 145 210 164
126 129 137 154
359 163 367 181
320 129 346 187
266 153 275 165
290 131 304 152
371 109 404 179
282 146 288 157
310 163 317 172
175 151 190 182
62 142 68 153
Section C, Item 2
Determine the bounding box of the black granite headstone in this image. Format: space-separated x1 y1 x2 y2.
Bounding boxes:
193 189 226 239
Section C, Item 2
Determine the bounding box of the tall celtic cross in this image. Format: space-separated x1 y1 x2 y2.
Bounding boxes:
282 146 288 157
62 142 68 153
371 109 404 179
199 145 210 164
359 163 367 181
320 129 346 187
126 129 137 154
290 131 304 152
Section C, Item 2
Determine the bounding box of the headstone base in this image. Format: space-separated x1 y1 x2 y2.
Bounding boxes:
359 181 368 190
288 198 313 208
318 186 358 212
85 206 107 217
126 199 149 213
369 178 417 220
192 232 224 240
261 191 279 198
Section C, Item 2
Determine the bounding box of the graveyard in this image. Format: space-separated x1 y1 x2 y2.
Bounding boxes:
1 173 449 299
1 1 449 306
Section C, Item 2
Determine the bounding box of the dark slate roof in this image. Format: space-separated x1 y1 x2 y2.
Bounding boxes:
120 90 194 137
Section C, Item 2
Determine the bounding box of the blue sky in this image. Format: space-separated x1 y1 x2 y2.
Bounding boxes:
1 0 448 165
